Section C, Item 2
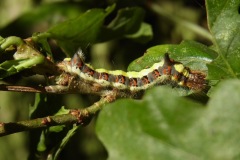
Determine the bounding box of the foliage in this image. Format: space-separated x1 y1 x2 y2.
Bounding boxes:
0 0 240 159
97 80 240 160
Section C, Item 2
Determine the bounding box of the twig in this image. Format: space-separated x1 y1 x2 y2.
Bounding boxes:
0 97 110 137
0 84 48 93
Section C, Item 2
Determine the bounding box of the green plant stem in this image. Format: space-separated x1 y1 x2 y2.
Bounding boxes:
31 32 52 41
0 114 75 137
148 2 213 42
0 97 109 137
0 36 24 51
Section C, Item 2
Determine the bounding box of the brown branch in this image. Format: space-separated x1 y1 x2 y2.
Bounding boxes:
0 96 112 137
0 114 84 137
0 84 48 93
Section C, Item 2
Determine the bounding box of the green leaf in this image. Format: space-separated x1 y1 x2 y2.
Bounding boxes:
29 93 44 116
32 34 53 58
0 36 24 52
45 5 115 55
98 7 146 42
0 55 44 79
36 5 146 55
125 22 153 43
206 0 240 79
128 40 216 72
37 131 47 152
0 38 48 79
96 79 240 160
48 106 70 133
47 7 110 40
52 126 79 160
54 106 70 116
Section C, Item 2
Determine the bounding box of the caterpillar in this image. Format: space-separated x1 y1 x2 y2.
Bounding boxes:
56 50 207 97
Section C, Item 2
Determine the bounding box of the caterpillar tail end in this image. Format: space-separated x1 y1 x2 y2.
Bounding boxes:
186 71 207 92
